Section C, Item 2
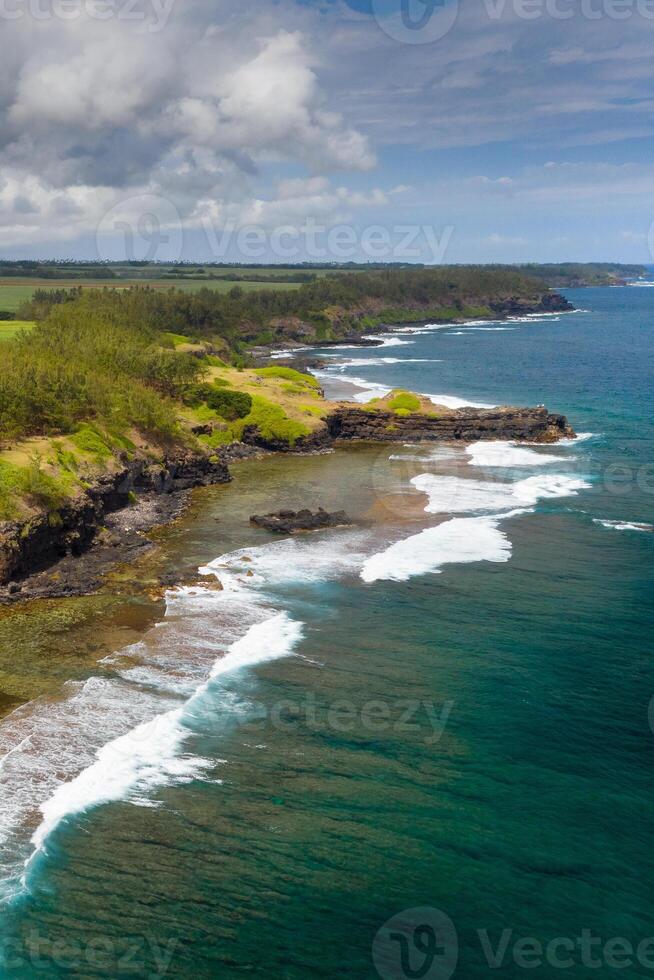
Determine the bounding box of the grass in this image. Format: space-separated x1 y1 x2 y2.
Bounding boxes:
387 391 421 413
0 277 301 312
255 366 321 389
0 321 35 341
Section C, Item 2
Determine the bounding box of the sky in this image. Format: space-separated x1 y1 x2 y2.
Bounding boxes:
1 0 654 264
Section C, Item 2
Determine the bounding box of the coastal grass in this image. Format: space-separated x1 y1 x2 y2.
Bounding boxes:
387 391 421 413
0 321 35 341
255 366 321 389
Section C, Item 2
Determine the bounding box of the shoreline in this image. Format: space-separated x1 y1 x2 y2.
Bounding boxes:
0 300 578 605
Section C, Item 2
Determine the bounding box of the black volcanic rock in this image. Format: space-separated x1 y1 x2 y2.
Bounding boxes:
250 508 353 534
326 405 575 444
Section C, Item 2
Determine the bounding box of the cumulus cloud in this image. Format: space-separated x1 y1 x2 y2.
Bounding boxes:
0 5 375 248
1 0 653 257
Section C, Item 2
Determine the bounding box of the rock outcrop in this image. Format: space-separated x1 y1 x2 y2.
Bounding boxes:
250 508 352 533
326 405 575 444
0 451 230 590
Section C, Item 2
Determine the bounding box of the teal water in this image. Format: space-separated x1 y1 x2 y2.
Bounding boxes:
0 287 653 978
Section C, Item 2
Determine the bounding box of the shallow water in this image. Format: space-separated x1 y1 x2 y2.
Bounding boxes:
0 287 653 978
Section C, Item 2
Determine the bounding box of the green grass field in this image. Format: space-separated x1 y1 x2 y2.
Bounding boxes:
0 320 35 341
0 277 302 313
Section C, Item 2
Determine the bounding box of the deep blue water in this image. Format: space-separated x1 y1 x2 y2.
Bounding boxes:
0 286 653 978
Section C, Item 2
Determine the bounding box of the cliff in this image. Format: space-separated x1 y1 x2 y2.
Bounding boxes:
0 450 229 591
326 405 575 444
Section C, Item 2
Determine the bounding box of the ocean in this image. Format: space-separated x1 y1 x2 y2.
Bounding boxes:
0 286 652 978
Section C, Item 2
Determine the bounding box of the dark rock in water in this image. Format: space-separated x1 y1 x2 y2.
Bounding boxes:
250 508 353 534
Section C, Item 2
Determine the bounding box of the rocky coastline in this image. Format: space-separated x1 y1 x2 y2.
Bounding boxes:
0 399 576 604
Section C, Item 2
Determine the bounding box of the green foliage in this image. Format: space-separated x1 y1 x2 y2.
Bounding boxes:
0 457 71 519
0 294 195 441
233 396 310 447
205 387 253 421
256 366 320 389
70 424 113 460
161 332 191 348
387 391 421 413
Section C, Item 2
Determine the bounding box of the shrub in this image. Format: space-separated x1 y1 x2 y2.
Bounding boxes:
205 387 253 421
233 396 310 447
387 390 421 413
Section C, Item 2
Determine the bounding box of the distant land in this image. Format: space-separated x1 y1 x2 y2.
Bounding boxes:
0 261 644 320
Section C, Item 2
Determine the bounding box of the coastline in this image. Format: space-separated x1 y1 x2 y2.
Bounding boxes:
0 297 579 605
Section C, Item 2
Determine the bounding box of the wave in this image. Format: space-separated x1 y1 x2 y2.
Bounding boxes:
361 335 414 347
25 612 304 884
326 357 442 369
361 516 512 583
426 393 495 409
467 440 571 467
411 473 590 515
559 432 596 445
593 519 654 533
201 531 369 588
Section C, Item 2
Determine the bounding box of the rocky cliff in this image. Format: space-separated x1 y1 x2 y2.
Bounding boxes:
326 405 575 444
0 451 230 589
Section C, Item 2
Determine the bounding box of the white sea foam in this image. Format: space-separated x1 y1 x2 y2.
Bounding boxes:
466 440 569 467
593 519 654 533
202 531 369 587
361 516 512 583
329 357 442 368
411 473 590 515
361 335 414 347
559 432 596 445
425 393 495 409
26 613 304 875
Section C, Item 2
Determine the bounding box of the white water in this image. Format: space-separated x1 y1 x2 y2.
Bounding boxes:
466 440 570 467
24 612 305 884
411 472 590 516
593 519 654 533
361 516 512 583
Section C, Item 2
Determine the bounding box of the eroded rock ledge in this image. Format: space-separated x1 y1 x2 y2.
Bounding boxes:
0 451 230 595
0 403 575 598
325 405 575 444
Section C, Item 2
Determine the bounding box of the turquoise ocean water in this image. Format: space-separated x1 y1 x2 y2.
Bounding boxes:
0 286 653 977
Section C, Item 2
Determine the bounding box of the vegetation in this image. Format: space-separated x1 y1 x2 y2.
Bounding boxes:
387 391 421 414
0 265 558 521
516 263 646 287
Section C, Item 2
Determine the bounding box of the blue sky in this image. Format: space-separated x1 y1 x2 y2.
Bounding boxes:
1 0 653 263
